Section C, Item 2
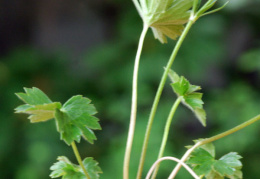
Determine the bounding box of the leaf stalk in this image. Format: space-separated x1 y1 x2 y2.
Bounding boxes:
124 24 149 179
151 96 182 179
71 141 90 179
136 19 194 179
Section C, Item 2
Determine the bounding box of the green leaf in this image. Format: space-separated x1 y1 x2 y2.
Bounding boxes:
16 87 52 105
15 87 62 122
54 95 101 145
83 158 103 179
171 76 190 96
50 156 102 179
187 143 243 179
139 0 193 43
169 70 206 126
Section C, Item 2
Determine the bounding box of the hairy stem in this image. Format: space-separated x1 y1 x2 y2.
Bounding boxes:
124 24 149 179
169 114 260 179
151 96 182 179
71 141 90 179
136 20 194 179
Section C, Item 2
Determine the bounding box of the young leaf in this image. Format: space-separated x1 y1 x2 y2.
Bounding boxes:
16 87 52 105
54 95 101 145
168 70 206 126
15 87 62 122
50 156 102 179
138 0 194 43
186 143 243 179
15 103 62 122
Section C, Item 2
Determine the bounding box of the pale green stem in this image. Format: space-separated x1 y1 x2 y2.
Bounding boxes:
71 141 90 179
124 24 149 179
136 20 194 179
151 96 182 179
168 114 260 179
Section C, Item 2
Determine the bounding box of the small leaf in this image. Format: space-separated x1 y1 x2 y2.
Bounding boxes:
15 87 62 122
16 87 52 105
54 95 101 145
169 70 206 126
187 143 243 179
139 0 194 43
83 158 103 179
15 103 62 122
50 156 102 179
219 152 242 169
171 76 190 96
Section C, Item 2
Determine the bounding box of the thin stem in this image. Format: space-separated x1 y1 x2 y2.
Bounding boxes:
71 141 90 179
201 114 260 145
137 20 194 179
168 114 260 179
146 157 200 179
168 142 202 179
124 24 149 179
151 96 182 179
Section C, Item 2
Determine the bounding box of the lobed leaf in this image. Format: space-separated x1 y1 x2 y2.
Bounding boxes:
139 0 193 43
15 87 101 145
54 95 101 145
186 143 243 179
168 70 206 126
16 87 52 105
50 156 102 179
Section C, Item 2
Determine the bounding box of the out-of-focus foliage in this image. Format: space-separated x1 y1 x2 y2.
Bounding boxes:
0 0 260 179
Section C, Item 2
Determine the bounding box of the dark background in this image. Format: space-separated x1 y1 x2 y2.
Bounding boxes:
1 0 260 178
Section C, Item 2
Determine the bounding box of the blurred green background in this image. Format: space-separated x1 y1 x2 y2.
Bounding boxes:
1 0 260 178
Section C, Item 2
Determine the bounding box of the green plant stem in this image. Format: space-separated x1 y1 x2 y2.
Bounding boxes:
124 24 149 179
169 114 260 179
71 141 90 179
151 96 182 179
136 19 194 179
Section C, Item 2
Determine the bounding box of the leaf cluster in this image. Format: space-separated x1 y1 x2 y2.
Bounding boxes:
50 156 102 179
168 70 206 126
15 87 101 145
186 142 243 179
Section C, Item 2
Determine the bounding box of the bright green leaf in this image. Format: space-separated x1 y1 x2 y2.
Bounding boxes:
16 87 52 105
50 156 102 179
168 70 206 126
54 95 101 145
171 76 190 96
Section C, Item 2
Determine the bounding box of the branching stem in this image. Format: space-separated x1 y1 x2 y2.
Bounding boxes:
136 19 194 179
168 114 260 179
71 141 90 179
151 96 182 179
124 24 149 179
